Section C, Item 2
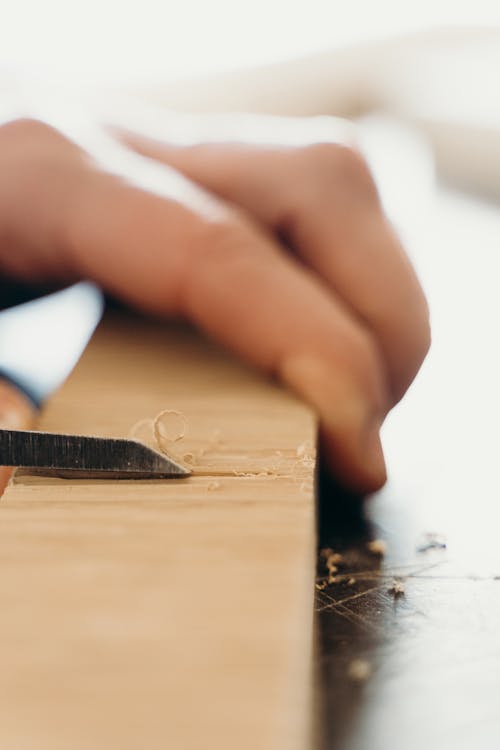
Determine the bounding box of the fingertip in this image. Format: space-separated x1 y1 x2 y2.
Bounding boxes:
281 354 387 494
321 422 387 496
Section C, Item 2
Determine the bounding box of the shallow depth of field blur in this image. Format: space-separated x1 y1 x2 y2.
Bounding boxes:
2 0 500 613
0 0 498 84
2 4 500 747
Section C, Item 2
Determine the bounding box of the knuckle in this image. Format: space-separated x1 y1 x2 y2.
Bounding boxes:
0 117 63 150
298 142 380 204
193 210 249 261
0 117 45 138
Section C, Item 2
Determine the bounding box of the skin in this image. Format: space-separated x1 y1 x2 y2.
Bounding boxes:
0 116 430 493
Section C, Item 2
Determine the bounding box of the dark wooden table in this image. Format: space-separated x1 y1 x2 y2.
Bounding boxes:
314 186 500 749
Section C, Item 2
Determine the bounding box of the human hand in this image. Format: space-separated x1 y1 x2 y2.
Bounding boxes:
0 116 429 493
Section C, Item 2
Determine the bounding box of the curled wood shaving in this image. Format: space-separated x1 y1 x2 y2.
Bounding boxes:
128 418 155 445
154 409 187 450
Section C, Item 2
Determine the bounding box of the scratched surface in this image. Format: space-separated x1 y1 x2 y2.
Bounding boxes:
314 188 500 748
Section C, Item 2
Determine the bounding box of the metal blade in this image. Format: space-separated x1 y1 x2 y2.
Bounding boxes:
0 282 104 405
0 429 190 478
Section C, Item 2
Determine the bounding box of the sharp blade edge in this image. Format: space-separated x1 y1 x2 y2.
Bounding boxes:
0 429 190 478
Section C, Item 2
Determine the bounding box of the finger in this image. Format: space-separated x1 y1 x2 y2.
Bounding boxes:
59 156 389 492
114 130 430 404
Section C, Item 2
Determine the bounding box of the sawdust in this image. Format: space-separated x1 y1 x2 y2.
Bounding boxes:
292 442 316 476
347 659 372 683
318 548 347 586
367 539 387 557
207 480 220 491
388 579 405 597
233 470 277 479
315 580 328 591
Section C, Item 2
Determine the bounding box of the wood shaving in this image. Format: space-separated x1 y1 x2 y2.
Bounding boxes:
347 577 356 585
182 452 195 465
315 581 328 591
367 539 387 556
319 548 334 559
207 481 220 491
347 659 372 682
294 442 316 473
327 552 344 566
153 409 187 452
128 418 155 446
322 550 344 579
233 470 276 479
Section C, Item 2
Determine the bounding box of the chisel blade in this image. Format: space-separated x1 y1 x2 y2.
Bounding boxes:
0 429 190 479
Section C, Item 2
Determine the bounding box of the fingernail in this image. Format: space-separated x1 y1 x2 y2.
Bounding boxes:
281 355 386 489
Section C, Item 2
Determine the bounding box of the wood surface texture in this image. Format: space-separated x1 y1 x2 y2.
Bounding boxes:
0 312 317 750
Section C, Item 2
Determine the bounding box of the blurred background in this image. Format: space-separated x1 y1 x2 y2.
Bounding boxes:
1 0 499 85
2 2 500 748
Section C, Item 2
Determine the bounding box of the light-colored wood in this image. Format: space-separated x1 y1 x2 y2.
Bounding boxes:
0 312 317 750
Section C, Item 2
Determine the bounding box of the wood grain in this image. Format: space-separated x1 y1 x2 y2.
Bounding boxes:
0 312 317 750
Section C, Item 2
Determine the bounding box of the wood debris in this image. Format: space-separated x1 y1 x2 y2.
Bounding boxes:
367 539 387 557
154 409 187 449
315 580 328 591
317 548 347 586
347 659 372 683
388 579 405 597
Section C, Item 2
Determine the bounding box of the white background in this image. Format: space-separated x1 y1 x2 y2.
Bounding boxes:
1 0 500 84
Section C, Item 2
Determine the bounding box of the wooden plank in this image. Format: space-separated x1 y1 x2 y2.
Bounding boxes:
0 312 316 750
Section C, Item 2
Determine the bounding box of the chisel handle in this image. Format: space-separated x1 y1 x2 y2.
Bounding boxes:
0 379 37 495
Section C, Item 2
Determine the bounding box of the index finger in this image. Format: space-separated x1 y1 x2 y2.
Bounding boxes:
60 154 389 492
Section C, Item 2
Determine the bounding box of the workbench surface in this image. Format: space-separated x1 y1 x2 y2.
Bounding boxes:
315 188 500 749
